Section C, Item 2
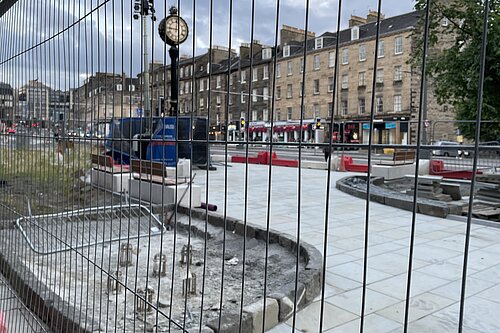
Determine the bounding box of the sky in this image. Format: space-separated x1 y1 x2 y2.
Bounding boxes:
0 0 415 89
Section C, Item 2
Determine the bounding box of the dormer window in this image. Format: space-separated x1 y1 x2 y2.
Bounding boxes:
283 45 290 57
262 48 272 59
315 37 323 50
351 26 359 41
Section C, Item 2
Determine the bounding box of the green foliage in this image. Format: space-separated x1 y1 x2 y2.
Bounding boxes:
413 0 500 141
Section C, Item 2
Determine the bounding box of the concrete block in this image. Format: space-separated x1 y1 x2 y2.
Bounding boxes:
441 182 462 200
243 298 279 333
372 164 416 180
128 178 202 207
385 195 414 211
90 168 131 193
269 282 306 321
206 312 252 333
418 159 431 175
417 202 448 218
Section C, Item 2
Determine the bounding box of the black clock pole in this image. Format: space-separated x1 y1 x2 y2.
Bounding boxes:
169 45 179 117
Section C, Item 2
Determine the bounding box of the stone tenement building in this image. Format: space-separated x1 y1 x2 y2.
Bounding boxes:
142 9 456 143
73 72 141 128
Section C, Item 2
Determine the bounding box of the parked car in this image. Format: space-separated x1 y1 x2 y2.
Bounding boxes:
432 141 468 157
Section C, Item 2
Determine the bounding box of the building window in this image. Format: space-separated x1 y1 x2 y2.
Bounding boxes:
351 26 359 40
179 82 184 95
283 45 290 57
263 87 269 101
180 67 184 78
252 110 258 121
395 36 403 54
358 98 366 114
315 37 323 50
229 74 233 86
262 48 272 59
241 93 246 104
313 104 320 119
263 65 269 80
252 89 258 102
341 74 348 89
313 79 320 94
276 63 281 77
252 68 258 82
263 109 269 121
328 76 334 92
341 100 348 115
241 70 246 83
299 82 303 97
206 63 210 74
287 84 292 98
358 72 366 86
342 49 349 64
276 86 281 99
300 58 304 73
287 107 293 120
359 45 366 62
199 80 204 91
116 84 122 91
314 55 320 70
376 69 384 84
329 51 335 67
376 96 383 113
216 76 221 88
394 95 402 112
394 65 402 81
199 98 204 108
129 85 136 91
378 40 385 58
328 103 333 115
216 95 221 105
229 95 233 105
276 109 281 121
287 61 293 75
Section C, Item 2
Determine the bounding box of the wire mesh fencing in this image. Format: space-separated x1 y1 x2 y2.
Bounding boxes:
1 0 500 332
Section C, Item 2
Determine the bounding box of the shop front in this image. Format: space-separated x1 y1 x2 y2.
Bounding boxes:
361 118 410 145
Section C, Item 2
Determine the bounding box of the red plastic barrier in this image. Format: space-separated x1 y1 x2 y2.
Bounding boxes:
430 159 482 180
271 159 299 167
231 151 297 167
341 155 368 173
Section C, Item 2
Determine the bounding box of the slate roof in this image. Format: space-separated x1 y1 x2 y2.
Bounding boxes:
280 10 423 58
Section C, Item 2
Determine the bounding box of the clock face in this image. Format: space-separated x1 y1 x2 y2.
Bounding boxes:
165 16 188 45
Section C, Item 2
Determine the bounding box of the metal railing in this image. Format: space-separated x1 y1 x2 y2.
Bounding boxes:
0 0 499 333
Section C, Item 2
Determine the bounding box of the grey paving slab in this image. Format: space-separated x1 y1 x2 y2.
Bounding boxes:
194 164 500 332
327 314 401 333
376 292 456 324
326 287 400 316
285 300 357 332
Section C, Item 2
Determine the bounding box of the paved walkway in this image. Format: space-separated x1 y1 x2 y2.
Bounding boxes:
196 163 500 333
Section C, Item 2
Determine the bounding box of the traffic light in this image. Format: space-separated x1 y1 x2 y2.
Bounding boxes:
315 117 321 129
240 117 245 130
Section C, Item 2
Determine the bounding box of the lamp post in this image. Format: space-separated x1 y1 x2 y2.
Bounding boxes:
158 6 189 117
133 0 156 118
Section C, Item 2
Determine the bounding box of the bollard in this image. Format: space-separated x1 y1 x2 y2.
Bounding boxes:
136 286 155 313
153 253 167 277
119 243 134 267
182 272 197 296
179 244 192 265
107 270 123 294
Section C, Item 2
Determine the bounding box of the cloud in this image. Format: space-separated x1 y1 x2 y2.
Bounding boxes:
1 0 416 90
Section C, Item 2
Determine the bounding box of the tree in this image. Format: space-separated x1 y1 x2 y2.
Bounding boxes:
413 0 500 141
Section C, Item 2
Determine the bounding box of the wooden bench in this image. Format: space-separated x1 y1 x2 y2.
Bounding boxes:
130 159 187 185
91 154 129 173
380 150 416 165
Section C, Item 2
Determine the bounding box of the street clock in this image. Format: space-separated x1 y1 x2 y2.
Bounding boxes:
158 7 188 46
